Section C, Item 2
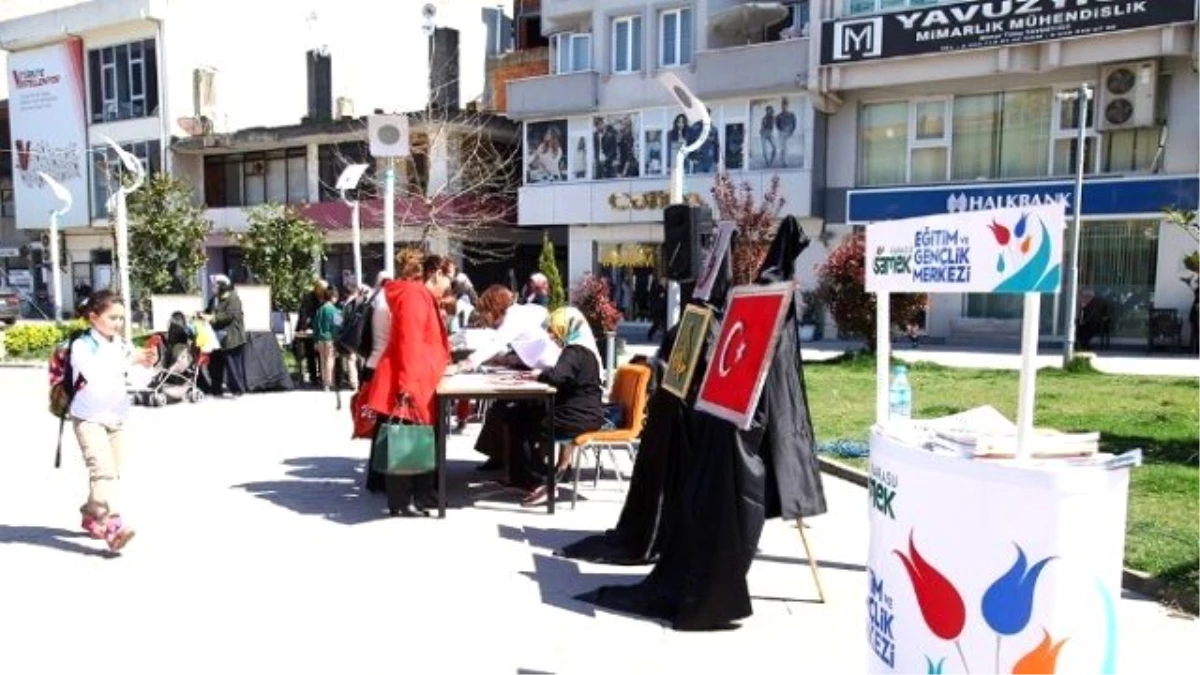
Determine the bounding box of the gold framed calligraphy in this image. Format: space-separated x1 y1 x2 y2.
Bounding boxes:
660 304 713 399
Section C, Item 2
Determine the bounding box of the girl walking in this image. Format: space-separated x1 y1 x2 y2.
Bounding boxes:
72 290 155 552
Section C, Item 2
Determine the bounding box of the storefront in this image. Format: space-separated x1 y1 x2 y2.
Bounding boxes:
847 175 1200 344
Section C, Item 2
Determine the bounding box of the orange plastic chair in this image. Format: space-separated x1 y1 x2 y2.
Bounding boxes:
569 363 651 509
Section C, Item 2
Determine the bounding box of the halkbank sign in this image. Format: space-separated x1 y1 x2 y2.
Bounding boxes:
820 0 1197 64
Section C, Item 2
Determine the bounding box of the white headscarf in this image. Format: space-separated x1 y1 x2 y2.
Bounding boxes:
546 307 605 380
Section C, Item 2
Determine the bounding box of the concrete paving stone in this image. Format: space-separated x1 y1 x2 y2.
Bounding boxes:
0 367 1195 674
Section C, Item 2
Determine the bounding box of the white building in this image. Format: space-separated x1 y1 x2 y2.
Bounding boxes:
815 0 1199 346
505 0 829 322
0 0 511 310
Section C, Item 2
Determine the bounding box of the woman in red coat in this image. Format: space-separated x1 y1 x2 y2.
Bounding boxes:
363 249 452 517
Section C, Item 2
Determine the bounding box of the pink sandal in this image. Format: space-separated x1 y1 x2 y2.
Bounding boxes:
104 516 136 553
81 515 106 540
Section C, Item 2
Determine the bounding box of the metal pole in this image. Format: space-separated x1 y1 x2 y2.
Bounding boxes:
384 158 395 277
1016 292 1041 459
1061 83 1090 366
876 291 890 424
48 212 63 322
666 119 711 330
351 200 363 287
115 193 133 342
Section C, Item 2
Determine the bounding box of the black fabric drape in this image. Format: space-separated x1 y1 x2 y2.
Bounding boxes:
569 215 827 630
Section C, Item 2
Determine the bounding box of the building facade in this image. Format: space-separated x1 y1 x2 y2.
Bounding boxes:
505 0 827 322
817 0 1199 344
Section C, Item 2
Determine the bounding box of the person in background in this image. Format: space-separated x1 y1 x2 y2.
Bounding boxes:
905 300 928 348
516 307 605 507
205 274 247 397
70 290 157 552
1075 288 1111 351
647 277 668 342
313 286 341 391
361 249 452 517
294 278 327 387
361 270 393 494
523 272 550 307
450 273 476 334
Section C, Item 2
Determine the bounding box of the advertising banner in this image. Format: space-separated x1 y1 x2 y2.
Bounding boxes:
865 205 1065 295
6 39 89 229
821 0 1198 65
866 433 1129 674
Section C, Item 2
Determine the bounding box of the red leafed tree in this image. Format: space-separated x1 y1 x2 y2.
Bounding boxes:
816 232 927 350
710 172 786 285
572 274 623 337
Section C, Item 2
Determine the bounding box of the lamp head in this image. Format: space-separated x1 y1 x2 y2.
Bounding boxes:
657 71 709 127
336 164 370 192
37 171 73 214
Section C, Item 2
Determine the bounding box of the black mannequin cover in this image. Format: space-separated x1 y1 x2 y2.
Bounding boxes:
568 215 827 630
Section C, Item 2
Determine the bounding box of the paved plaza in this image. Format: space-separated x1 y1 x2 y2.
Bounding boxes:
0 367 1194 674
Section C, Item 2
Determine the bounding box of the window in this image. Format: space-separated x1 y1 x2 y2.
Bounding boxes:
844 0 944 16
1052 86 1098 176
612 15 643 74
858 102 907 186
659 8 692 68
87 39 158 124
552 32 592 74
89 140 162 218
318 142 374 202
516 13 548 50
909 98 949 183
768 2 811 40
203 149 309 208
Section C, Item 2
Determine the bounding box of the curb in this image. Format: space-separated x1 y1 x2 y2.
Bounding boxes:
817 456 1197 615
0 360 43 369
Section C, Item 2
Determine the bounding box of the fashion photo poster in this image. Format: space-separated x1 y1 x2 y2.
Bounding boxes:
526 119 569 183
644 129 664 176
592 113 641 179
724 123 745 170
749 97 801 170
572 135 588 179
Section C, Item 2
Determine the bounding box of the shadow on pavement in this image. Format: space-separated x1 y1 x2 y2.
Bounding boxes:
498 524 613 554
0 525 116 558
520 553 648 620
753 551 867 574
233 456 388 526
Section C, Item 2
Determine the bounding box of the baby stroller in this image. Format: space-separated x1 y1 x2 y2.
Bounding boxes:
134 313 208 407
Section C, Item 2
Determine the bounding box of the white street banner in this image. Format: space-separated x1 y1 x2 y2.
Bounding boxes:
866 204 1065 295
7 39 89 229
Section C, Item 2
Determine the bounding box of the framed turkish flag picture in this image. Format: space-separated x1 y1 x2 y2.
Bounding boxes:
696 282 794 430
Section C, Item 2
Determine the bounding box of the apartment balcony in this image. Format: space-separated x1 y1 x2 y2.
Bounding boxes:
695 36 810 99
506 70 599 121
540 0 593 34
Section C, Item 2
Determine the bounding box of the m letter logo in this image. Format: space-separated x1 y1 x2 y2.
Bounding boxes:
833 17 883 61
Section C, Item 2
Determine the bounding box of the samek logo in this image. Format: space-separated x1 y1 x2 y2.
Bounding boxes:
832 17 883 61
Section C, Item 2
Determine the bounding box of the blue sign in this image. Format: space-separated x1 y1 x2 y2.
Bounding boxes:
847 175 1199 223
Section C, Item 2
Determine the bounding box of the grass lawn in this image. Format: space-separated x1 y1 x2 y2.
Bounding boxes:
804 354 1199 606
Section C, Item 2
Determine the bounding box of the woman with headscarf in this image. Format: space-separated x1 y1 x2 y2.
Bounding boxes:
516 306 605 507
204 274 246 397
360 249 452 517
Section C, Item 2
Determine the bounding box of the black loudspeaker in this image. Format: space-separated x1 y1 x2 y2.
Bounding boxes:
663 204 708 281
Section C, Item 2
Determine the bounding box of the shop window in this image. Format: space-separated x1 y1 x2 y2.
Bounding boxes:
596 242 662 321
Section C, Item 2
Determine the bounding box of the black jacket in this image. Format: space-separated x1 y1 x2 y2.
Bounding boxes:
208 289 246 349
538 344 604 435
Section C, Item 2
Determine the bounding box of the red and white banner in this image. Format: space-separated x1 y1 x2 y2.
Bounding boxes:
7 38 89 229
696 282 794 430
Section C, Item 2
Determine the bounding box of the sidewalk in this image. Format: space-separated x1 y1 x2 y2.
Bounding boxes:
0 368 1195 673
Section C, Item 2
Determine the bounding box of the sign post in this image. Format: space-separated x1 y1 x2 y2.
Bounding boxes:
337 164 370 287
865 203 1066 457
36 172 72 322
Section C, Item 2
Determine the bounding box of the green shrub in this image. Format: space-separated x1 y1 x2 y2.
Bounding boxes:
2 321 89 358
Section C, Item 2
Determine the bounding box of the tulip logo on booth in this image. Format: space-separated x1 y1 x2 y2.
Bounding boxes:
987 211 1062 294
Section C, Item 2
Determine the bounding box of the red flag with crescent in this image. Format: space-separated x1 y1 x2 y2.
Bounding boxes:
696 283 793 430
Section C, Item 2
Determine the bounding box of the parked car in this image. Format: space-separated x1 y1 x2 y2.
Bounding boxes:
0 287 20 325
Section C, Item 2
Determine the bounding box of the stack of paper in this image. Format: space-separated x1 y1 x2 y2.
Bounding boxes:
880 406 1101 460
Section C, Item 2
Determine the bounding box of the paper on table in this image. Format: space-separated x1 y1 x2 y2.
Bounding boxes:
510 336 561 370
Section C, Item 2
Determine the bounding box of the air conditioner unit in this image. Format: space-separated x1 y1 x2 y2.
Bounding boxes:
368 114 410 158
1097 61 1158 131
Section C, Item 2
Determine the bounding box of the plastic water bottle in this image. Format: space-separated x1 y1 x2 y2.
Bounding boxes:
889 364 912 421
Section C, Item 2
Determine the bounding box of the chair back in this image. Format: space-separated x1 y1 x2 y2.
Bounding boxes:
610 363 651 437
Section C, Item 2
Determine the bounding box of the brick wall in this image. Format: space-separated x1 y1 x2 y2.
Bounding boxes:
486 48 549 114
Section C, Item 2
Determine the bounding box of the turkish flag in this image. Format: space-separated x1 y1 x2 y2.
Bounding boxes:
697 284 793 429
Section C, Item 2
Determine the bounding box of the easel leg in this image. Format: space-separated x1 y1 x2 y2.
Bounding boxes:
796 517 826 603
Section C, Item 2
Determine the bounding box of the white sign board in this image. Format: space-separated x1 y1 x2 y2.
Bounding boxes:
236 285 273 333
0 247 20 258
866 205 1065 295
150 295 206 333
6 39 90 229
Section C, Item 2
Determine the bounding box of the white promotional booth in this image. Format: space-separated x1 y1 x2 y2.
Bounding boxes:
862 205 1138 674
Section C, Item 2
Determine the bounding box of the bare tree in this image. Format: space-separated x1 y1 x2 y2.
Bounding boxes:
323 49 522 265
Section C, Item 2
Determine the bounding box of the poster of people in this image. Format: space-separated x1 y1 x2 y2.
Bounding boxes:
724 123 745 171
573 136 588 179
665 112 719 175
525 119 569 183
749 97 801 170
644 130 664 176
592 113 640 179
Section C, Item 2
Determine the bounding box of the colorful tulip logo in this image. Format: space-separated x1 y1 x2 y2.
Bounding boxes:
925 656 945 674
894 532 969 672
982 544 1055 672
1012 629 1068 674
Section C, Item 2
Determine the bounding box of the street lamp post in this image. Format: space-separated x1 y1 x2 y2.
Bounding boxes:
37 172 72 323
102 137 146 343
1061 83 1092 366
337 164 370 286
657 72 712 330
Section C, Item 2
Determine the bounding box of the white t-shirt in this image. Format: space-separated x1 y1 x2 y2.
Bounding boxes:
69 329 133 426
468 303 559 369
366 289 392 369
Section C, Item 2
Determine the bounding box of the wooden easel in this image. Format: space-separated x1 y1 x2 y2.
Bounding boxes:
795 517 826 603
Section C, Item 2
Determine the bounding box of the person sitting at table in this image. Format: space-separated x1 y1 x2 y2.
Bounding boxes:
360 249 452 517
515 306 606 507
462 285 557 472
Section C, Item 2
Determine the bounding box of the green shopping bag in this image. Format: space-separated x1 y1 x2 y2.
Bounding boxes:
371 396 436 476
